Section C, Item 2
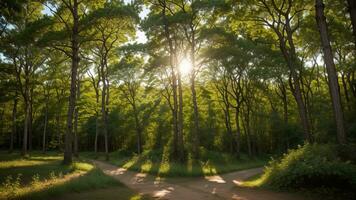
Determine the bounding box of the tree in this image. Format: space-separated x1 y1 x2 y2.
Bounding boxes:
2 1 46 155
346 0 356 46
315 0 346 144
241 0 313 142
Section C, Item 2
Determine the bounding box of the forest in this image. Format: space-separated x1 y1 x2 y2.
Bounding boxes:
0 0 355 199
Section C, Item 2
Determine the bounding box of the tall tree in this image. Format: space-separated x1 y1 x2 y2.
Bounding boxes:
315 0 346 144
346 0 356 46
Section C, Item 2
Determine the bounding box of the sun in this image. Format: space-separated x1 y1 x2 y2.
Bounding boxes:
178 58 193 76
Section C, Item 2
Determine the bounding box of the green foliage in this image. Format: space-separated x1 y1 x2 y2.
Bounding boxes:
257 144 356 197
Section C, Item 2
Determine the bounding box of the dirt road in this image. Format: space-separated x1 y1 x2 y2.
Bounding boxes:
92 160 308 200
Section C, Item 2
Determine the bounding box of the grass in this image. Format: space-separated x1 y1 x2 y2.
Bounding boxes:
0 151 149 200
238 144 356 200
86 148 268 177
239 173 264 187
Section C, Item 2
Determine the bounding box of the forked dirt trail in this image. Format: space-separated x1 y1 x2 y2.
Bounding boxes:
92 160 308 200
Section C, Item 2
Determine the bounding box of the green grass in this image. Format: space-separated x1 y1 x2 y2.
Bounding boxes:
87 148 268 177
0 151 148 200
239 173 264 187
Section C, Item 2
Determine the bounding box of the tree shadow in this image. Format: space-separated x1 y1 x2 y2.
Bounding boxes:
0 160 73 185
15 168 125 200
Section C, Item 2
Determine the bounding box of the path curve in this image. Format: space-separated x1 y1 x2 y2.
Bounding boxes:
92 160 307 200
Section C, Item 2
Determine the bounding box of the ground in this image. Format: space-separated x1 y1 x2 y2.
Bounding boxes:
91 160 311 200
0 152 314 200
0 152 147 200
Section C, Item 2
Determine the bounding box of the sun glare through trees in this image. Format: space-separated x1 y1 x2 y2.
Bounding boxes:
0 0 356 199
178 57 193 76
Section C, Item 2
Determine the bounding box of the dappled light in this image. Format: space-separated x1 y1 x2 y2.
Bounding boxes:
1 0 355 199
133 173 147 183
0 153 120 199
152 187 174 198
204 175 226 183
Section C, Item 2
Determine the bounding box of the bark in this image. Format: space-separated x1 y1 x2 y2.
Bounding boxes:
244 105 252 157
277 80 289 149
133 102 142 154
346 73 356 98
216 75 233 153
73 75 80 157
223 106 233 153
347 0 356 46
172 73 179 158
190 47 200 159
177 71 184 160
42 93 48 153
10 97 17 153
341 73 350 104
100 58 109 160
89 70 100 155
94 115 99 154
161 0 183 161
101 76 108 160
28 88 33 151
234 107 241 158
315 0 347 144
229 73 243 158
22 102 29 155
64 0 79 165
284 21 312 142
259 0 312 142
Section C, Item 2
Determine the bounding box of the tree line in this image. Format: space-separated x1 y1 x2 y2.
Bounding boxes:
0 0 355 164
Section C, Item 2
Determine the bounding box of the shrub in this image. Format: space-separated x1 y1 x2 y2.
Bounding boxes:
261 144 356 195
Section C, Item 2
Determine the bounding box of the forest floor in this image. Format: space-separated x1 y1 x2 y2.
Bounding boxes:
89 160 311 200
0 152 148 200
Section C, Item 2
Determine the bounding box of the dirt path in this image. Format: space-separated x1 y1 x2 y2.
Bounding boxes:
92 160 308 200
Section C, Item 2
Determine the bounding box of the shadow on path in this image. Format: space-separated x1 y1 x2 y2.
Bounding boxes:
92 160 310 200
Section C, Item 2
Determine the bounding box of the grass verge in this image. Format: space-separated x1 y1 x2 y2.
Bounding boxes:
0 151 147 200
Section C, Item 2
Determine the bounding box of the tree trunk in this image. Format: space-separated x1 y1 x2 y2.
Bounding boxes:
100 59 109 160
190 76 200 158
245 106 252 157
172 73 179 158
73 75 80 157
56 108 61 151
64 0 79 165
315 0 347 144
235 107 241 158
91 73 100 156
10 97 17 153
272 13 312 142
28 88 33 151
133 105 142 155
347 0 356 46
22 102 29 156
223 106 233 154
42 96 48 153
73 108 79 157
177 71 184 161
161 1 182 161
94 113 99 154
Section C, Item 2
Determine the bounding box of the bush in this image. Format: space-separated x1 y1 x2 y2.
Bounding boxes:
261 144 356 195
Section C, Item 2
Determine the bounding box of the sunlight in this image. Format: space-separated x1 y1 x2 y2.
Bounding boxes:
178 57 193 76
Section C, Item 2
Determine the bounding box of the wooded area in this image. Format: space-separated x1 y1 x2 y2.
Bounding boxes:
1 0 356 199
0 0 355 170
